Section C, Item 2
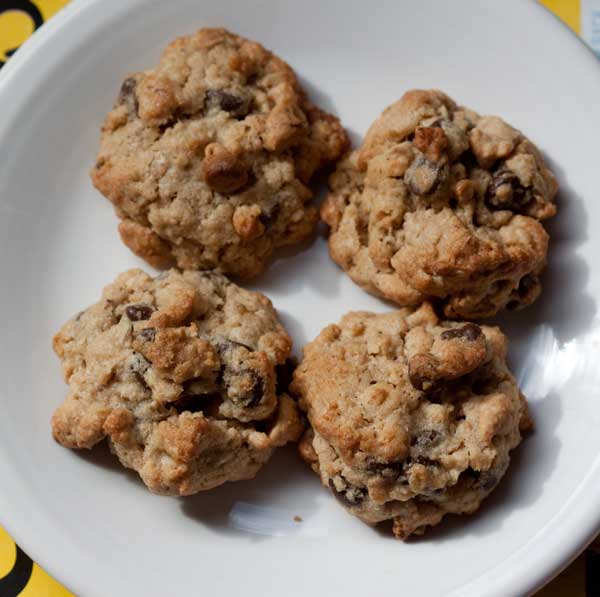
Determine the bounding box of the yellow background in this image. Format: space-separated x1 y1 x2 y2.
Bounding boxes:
0 1 589 595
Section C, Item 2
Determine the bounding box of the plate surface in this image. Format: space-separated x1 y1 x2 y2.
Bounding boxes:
1 1 599 595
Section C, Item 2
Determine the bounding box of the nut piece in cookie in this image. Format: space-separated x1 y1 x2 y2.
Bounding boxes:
322 89 558 318
291 302 531 539
91 28 348 278
52 268 303 495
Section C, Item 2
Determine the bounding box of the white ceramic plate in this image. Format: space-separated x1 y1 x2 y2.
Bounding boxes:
1 1 599 595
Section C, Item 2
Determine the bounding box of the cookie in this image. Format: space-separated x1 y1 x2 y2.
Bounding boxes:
52 268 303 495
322 89 558 318
92 28 348 278
291 303 531 538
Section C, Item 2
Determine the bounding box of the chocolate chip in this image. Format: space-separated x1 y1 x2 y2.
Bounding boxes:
125 303 154 321
440 323 482 342
117 77 139 116
411 429 440 449
275 358 298 394
405 155 449 195
136 327 156 342
486 169 531 211
328 478 366 507
205 89 251 117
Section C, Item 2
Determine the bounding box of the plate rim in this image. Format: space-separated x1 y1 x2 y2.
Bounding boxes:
0 0 599 595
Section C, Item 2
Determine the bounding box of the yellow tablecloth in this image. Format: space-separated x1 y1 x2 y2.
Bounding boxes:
0 1 597 595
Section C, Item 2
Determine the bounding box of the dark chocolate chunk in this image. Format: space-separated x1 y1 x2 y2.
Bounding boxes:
205 89 251 118
440 323 482 342
125 303 154 322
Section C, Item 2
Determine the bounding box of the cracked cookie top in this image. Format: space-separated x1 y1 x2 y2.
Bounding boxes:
92 28 348 277
52 268 303 495
292 303 530 538
322 89 558 318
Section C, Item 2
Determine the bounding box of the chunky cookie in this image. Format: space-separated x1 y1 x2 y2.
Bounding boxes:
322 89 557 318
292 303 531 539
52 268 303 495
92 28 348 278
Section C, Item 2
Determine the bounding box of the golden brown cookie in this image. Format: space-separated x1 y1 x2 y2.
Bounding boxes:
292 303 530 539
92 28 348 277
52 268 303 495
322 89 557 318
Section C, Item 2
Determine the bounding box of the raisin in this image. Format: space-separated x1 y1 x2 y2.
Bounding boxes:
125 303 154 321
440 323 482 342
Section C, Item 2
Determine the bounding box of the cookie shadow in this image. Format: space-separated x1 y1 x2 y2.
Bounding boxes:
180 445 320 541
295 74 340 121
248 222 342 300
73 441 145 487
275 309 309 358
492 157 595 344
